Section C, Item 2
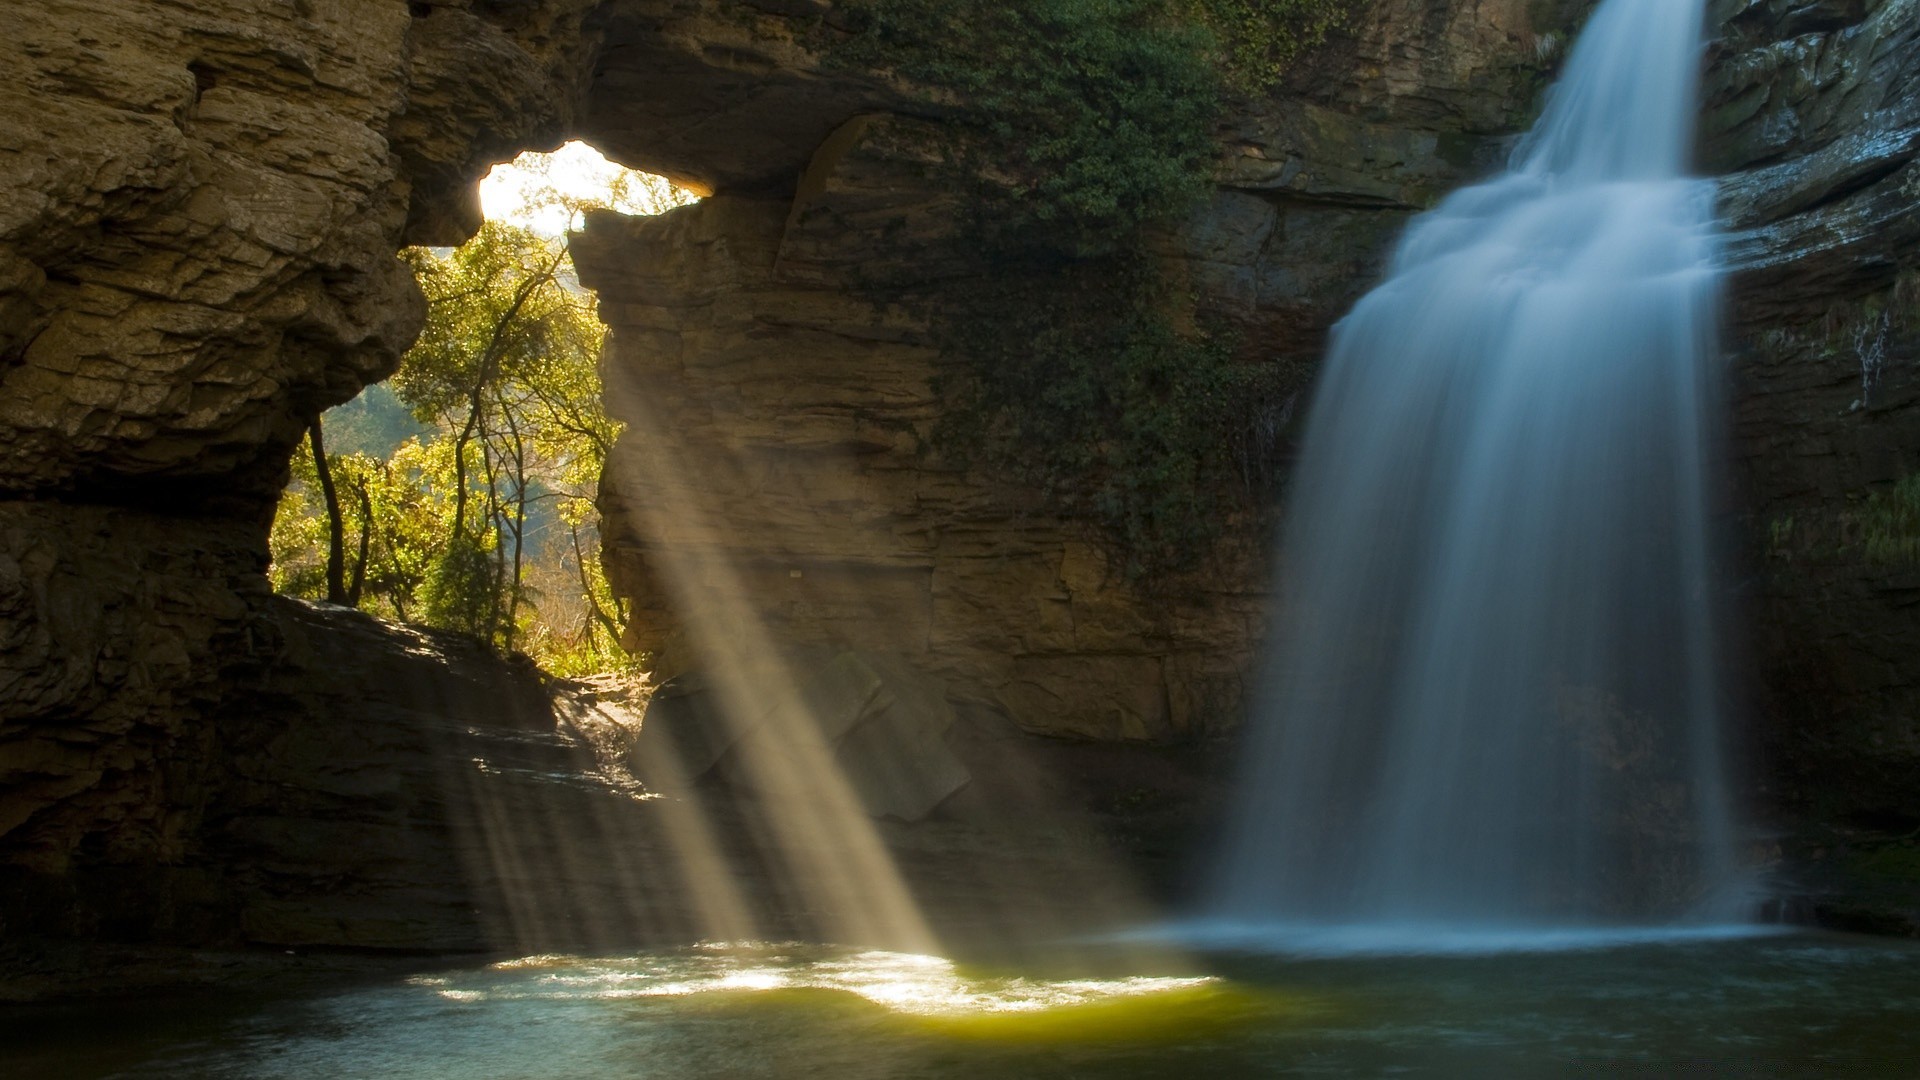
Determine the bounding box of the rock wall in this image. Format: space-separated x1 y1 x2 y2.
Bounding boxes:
1703 0 1920 924
0 0 602 944
2 591 678 953
578 0 1577 741
575 171 1275 743
0 0 908 946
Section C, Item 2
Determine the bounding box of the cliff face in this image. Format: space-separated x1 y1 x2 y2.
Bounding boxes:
0 0 1582 947
2 0 1919 953
573 0 1920 923
0 0 599 507
576 0 1577 741
0 0 603 942
1703 0 1920 923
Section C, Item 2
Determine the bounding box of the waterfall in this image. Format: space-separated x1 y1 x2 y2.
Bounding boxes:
1209 0 1745 939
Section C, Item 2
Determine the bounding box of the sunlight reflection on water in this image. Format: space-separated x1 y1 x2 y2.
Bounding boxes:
405 944 1219 1017
10 934 1920 1079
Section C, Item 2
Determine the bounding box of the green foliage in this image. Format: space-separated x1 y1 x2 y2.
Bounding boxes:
1766 515 1796 563
356 441 462 615
1860 475 1920 566
271 215 636 674
1761 476 1920 570
837 0 1222 253
935 256 1283 573
268 471 329 601
1176 0 1352 92
321 383 429 459
836 0 1327 572
388 221 621 651
1851 840 1920 885
270 436 459 620
420 531 498 638
395 222 575 430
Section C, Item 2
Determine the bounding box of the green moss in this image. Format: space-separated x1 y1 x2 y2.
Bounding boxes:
1766 515 1796 562
1174 0 1352 93
835 0 1224 251
1859 475 1920 566
931 255 1286 575
833 0 1332 573
1847 841 1920 885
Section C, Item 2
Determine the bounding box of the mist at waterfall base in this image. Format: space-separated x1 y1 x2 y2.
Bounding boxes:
1201 0 1750 950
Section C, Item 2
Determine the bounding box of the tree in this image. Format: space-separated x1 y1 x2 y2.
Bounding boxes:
393 221 609 650
270 152 686 673
270 436 454 622
307 416 349 605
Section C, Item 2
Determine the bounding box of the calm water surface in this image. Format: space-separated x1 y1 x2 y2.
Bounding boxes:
6 933 1918 1078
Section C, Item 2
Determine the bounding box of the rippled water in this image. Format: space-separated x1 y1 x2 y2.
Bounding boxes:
7 934 1919 1078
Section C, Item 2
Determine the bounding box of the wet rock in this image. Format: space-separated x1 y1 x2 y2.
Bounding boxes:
0 580 683 953
0 503 263 882
1703 0 1920 855
1687 0 1920 932
8 0 1918 955
632 671 760 792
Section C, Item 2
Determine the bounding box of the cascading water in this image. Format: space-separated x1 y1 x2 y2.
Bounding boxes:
1209 0 1746 942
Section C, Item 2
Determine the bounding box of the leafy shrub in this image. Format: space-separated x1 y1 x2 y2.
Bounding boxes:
835 0 1332 572
420 531 500 639
836 0 1222 253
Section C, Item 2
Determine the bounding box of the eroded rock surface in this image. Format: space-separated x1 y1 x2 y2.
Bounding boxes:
639 650 970 821
578 0 1575 740
575 176 1275 743
0 0 908 950
0 0 586 506
1702 0 1920 931
0 0 895 508
3 592 669 953
0 0 587 952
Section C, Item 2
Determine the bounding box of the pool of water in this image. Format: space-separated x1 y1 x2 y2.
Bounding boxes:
7 932 1918 1078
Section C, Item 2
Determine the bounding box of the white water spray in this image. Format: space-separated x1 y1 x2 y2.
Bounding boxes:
1210 0 1745 940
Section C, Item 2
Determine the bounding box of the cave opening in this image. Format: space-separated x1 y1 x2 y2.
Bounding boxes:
268 141 693 677
264 136 976 955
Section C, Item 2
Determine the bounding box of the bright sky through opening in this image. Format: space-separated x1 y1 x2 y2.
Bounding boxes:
479 141 697 235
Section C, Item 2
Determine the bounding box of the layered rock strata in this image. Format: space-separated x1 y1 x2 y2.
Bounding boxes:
578 1 1579 741
0 0 905 947
0 0 587 949
2 590 658 952
1704 0 1920 930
